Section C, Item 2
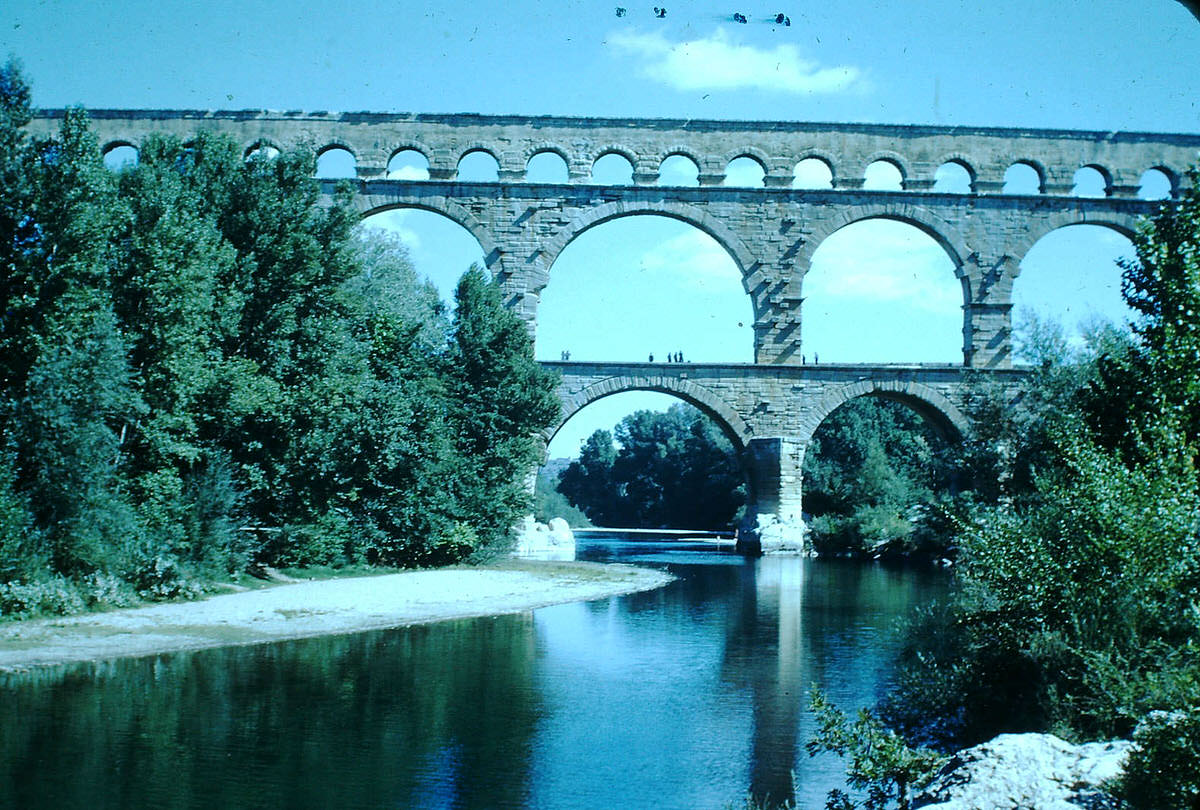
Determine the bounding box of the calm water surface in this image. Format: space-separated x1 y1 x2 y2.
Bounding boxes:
1 537 949 810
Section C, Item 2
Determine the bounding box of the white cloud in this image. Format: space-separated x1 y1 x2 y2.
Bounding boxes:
638 229 741 285
386 165 430 181
805 221 961 313
609 28 864 95
361 216 422 252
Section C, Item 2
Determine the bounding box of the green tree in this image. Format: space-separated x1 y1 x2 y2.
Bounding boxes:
445 266 561 555
9 106 144 577
802 398 951 556
110 134 243 567
557 430 619 525
0 68 573 615
558 403 745 530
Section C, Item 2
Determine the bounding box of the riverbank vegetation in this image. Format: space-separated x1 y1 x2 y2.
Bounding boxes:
811 171 1200 808
0 63 559 620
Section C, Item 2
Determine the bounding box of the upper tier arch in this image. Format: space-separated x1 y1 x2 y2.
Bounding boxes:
538 200 758 290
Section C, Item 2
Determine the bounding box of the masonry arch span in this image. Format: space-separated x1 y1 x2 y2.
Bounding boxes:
1072 165 1111 198
387 148 430 180
536 213 756 363
455 148 500 181
658 146 704 167
800 384 963 553
801 217 966 364
658 153 700 186
545 387 751 531
1139 167 1177 200
357 197 498 270
801 380 968 449
933 160 974 193
102 142 139 171
863 159 904 191
548 376 752 452
539 201 756 283
798 204 968 272
358 204 490 305
591 152 635 185
1002 161 1044 195
316 145 356 178
525 147 570 183
793 157 834 189
244 140 281 161
1010 213 1139 263
724 155 766 187
1012 223 1137 352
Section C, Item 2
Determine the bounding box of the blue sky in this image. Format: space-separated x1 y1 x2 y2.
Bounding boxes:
4 0 1197 457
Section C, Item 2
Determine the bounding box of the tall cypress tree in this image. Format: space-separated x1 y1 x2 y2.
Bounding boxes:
446 267 560 552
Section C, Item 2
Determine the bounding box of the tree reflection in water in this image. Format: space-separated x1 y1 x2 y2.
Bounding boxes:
0 545 947 810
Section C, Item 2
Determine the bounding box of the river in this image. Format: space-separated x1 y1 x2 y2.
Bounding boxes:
0 534 949 810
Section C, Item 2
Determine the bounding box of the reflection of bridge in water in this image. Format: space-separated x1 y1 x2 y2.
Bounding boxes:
33 108 1196 549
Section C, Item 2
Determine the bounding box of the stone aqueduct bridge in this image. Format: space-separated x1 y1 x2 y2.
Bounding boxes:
29 109 1199 548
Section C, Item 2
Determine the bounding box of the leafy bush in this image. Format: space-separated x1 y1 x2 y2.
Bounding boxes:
273 512 354 569
128 555 209 602
807 689 946 810
1115 708 1200 809
0 577 87 620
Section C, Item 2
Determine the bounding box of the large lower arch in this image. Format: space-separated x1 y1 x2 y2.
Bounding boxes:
537 200 760 293
799 379 969 449
548 375 752 452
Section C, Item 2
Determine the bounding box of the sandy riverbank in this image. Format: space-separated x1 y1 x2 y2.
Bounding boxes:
0 560 674 672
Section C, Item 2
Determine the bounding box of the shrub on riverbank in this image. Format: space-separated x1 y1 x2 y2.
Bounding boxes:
802 398 957 559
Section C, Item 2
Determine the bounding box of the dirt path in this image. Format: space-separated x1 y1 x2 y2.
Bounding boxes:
0 560 673 671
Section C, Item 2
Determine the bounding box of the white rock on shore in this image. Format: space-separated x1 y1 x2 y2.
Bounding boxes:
514 516 576 560
913 733 1131 809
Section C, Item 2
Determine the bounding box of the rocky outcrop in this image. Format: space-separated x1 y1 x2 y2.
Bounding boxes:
913 733 1131 809
514 516 576 560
